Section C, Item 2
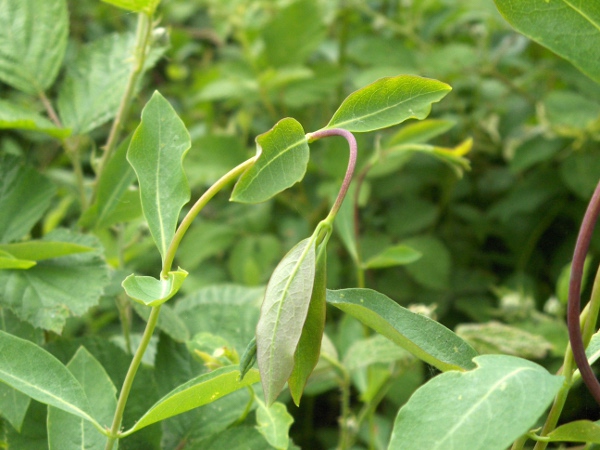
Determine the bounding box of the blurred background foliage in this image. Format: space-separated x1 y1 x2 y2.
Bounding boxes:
4 0 600 448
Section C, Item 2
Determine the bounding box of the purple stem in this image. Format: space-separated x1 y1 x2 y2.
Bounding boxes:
307 128 357 219
568 179 600 405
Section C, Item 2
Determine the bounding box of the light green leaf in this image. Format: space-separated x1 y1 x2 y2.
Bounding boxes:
256 237 317 405
127 366 260 433
0 100 70 138
0 154 56 243
255 399 294 450
388 355 563 450
0 0 68 94
231 118 309 203
343 334 413 371
546 420 600 444
326 75 451 132
0 250 36 270
0 330 97 424
102 0 159 14
128 91 191 263
123 268 188 307
402 236 451 290
0 241 94 261
362 244 422 269
48 347 117 450
0 229 110 333
327 288 477 371
494 0 600 83
386 118 455 146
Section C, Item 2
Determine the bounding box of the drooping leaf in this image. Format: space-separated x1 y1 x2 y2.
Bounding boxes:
48 347 117 450
0 241 94 261
326 288 477 371
494 0 600 83
0 0 68 94
325 75 451 132
256 237 317 405
288 243 327 405
388 355 563 450
101 0 159 14
127 366 260 433
0 100 70 138
546 420 600 444
0 154 56 243
127 91 191 264
0 330 97 424
123 268 188 307
255 399 294 450
0 229 110 333
362 244 422 269
231 118 309 203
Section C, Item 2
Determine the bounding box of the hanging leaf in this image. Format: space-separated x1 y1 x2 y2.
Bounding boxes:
127 91 191 264
388 355 563 450
362 244 422 269
255 398 294 450
325 75 451 133
231 118 309 203
0 100 70 138
0 0 68 94
327 288 477 371
256 237 317 405
494 0 600 83
122 268 188 307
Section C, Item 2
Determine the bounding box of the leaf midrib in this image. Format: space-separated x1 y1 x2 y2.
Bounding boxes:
562 0 600 33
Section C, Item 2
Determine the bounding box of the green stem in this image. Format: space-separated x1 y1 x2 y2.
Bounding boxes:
104 305 161 450
161 157 256 277
94 12 153 199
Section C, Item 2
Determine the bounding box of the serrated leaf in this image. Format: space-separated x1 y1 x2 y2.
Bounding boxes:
102 0 159 14
0 330 96 424
128 91 191 263
327 288 477 371
127 366 260 433
325 75 451 133
255 399 294 450
389 355 563 450
256 237 317 405
494 0 600 83
0 241 94 261
0 0 68 94
546 420 600 444
123 268 188 307
48 347 117 450
0 154 56 243
231 118 309 203
0 100 70 138
362 244 422 269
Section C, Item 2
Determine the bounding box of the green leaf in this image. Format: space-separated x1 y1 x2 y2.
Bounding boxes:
0 229 110 333
0 330 96 424
4 400 48 449
0 250 36 270
325 75 451 133
176 222 237 270
256 237 317 405
0 154 56 243
402 236 451 290
193 426 273 450
494 0 600 83
288 243 327 406
133 301 190 342
0 0 68 94
326 288 477 371
228 234 281 286
386 118 455 146
255 399 294 450
231 118 309 203
123 268 188 307
128 91 191 263
362 244 422 269
0 100 70 138
546 420 600 444
101 0 159 14
0 241 94 261
127 366 260 433
239 337 258 381
48 347 117 450
343 334 413 371
388 355 563 450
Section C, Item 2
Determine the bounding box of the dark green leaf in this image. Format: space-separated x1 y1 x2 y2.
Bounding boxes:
231 118 309 203
326 75 451 132
190 426 272 450
123 268 188 307
255 399 294 450
362 244 422 269
127 91 191 263
327 288 477 371
0 100 70 138
239 337 257 381
4 400 48 449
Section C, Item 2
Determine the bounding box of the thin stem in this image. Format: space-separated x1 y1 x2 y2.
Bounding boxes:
161 157 256 277
322 354 353 450
63 137 88 210
104 305 162 450
39 91 62 127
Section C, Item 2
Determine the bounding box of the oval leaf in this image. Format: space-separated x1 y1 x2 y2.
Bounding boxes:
494 0 600 83
388 355 563 450
326 75 451 133
326 288 477 371
122 268 188 307
547 420 600 444
256 237 317 405
127 91 191 264
362 244 422 269
231 118 309 203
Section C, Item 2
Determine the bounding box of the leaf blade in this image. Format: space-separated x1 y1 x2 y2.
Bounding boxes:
123 268 188 307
